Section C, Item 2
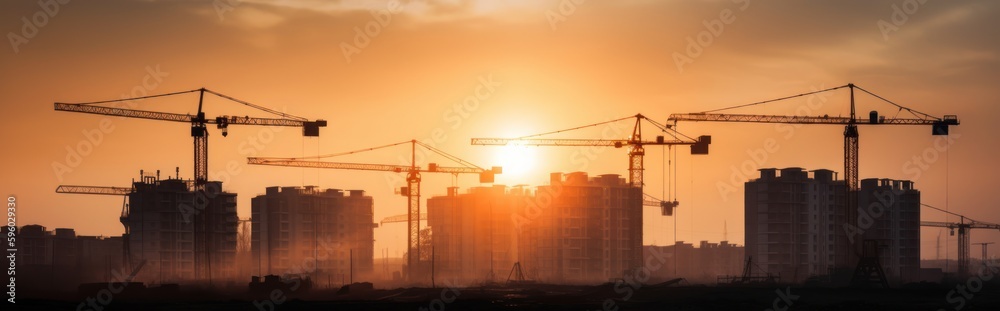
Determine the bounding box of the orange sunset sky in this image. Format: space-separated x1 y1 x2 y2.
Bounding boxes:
1 0 998 261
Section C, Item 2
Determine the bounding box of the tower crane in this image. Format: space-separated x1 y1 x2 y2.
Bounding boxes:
55 88 328 280
55 184 134 270
921 203 1000 277
668 83 959 283
472 114 710 189
248 139 501 281
472 114 709 271
643 193 678 216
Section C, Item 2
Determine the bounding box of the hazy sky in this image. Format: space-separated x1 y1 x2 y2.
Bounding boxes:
2 0 998 261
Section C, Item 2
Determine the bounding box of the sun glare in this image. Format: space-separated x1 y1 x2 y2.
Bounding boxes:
496 143 537 181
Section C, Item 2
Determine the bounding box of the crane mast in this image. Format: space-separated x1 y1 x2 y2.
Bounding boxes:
55 88 327 282
249 139 500 282
669 83 959 286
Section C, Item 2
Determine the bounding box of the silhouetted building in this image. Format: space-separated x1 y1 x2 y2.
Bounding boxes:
519 172 642 284
745 168 845 283
16 225 123 293
426 185 529 285
859 178 920 284
251 186 374 282
128 172 238 283
643 241 744 283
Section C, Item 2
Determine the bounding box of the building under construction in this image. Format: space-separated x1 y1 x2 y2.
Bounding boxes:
745 168 846 283
250 186 375 282
745 168 921 284
127 172 239 284
518 172 643 284
426 185 529 285
859 178 921 284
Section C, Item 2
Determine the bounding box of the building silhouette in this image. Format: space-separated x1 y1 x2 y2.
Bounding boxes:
745 168 846 283
859 178 921 284
519 172 643 284
251 186 375 282
745 168 921 284
643 241 744 283
17 225 123 292
128 174 238 283
426 185 528 285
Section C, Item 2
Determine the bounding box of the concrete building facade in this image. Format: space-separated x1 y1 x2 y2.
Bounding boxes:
426 185 529 285
744 168 845 283
127 174 239 284
859 178 921 284
745 168 921 284
519 172 643 284
251 186 375 281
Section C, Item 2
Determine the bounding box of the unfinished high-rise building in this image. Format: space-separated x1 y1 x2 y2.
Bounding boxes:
251 186 375 281
127 172 238 284
745 168 845 283
859 178 920 284
426 185 529 285
518 172 643 284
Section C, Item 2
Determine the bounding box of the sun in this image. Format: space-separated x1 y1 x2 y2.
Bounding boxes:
495 143 537 181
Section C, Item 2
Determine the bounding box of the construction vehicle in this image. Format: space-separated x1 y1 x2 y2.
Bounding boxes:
248 139 500 281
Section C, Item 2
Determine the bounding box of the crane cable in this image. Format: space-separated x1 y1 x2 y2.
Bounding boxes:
61 88 310 121
288 140 411 160
515 115 634 139
697 83 944 121
699 84 849 113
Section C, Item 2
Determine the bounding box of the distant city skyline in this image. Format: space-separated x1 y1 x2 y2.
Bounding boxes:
2 0 998 264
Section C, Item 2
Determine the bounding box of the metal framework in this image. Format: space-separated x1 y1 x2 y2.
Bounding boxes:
55 88 326 282
921 220 1000 277
669 83 959 281
248 139 499 281
55 184 134 271
56 185 132 196
380 213 427 225
472 114 710 188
